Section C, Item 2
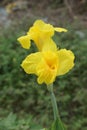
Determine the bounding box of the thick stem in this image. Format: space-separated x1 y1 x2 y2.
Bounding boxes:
47 84 60 121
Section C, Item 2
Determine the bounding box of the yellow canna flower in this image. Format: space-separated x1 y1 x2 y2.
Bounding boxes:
17 20 67 51
21 49 75 85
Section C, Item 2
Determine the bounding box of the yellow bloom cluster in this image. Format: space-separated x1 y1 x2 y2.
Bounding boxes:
18 20 75 85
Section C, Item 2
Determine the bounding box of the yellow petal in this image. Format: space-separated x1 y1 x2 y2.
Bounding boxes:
37 71 56 84
17 35 31 49
54 27 68 32
57 49 75 75
28 28 56 51
37 61 57 84
33 19 45 27
42 38 58 52
21 52 42 74
29 20 54 37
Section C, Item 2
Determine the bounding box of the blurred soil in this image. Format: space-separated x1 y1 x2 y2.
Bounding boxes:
0 0 87 30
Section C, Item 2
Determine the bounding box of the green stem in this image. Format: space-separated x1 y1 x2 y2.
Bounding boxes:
47 84 60 121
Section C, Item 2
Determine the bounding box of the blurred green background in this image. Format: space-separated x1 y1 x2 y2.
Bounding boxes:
0 0 87 130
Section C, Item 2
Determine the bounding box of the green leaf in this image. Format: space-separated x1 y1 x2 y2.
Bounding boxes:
49 119 67 130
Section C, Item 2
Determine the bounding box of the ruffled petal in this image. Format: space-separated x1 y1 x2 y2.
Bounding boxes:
36 58 57 84
21 52 42 74
54 27 68 32
33 20 54 31
29 20 54 37
17 35 31 49
33 19 45 27
57 49 75 75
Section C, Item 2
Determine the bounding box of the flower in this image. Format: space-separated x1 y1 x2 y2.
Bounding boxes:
21 48 75 85
18 20 75 84
17 20 67 51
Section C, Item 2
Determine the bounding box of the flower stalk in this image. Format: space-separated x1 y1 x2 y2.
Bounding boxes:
47 84 60 121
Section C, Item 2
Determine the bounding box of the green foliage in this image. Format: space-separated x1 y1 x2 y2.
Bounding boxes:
49 119 66 130
0 24 87 130
0 113 66 130
41 118 67 130
0 112 42 130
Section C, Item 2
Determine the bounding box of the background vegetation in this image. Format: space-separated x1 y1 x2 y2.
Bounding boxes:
0 0 87 130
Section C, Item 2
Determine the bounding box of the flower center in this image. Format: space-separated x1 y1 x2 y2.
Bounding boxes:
43 51 58 70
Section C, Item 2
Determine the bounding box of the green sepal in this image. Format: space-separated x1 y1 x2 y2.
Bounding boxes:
41 118 67 130
49 119 67 130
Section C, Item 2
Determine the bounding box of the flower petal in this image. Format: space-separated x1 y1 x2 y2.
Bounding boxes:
36 59 57 84
29 20 54 37
33 20 54 31
54 27 68 32
21 52 42 74
42 38 58 52
57 49 75 75
33 20 45 27
17 35 31 49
